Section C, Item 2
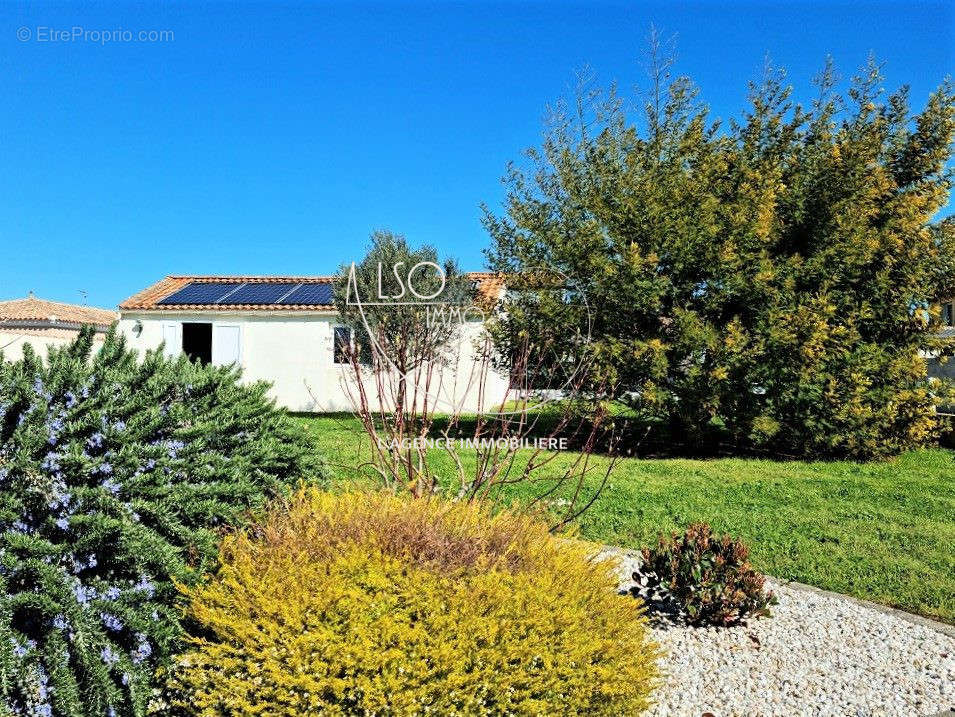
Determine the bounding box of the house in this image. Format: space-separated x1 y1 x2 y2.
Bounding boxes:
929 297 955 382
0 293 117 361
118 274 509 413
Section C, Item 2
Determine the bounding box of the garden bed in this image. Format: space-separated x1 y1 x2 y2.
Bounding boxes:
606 548 955 717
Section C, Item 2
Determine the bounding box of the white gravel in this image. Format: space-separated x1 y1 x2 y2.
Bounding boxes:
600 547 955 717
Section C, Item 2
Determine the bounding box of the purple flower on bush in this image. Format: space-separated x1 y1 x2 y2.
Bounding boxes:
73 584 92 604
64 390 77 408
46 416 65 444
47 489 70 510
86 432 104 450
55 517 69 530
105 586 121 600
134 576 155 597
101 646 118 666
73 554 97 573
166 440 185 458
131 633 151 663
52 615 68 630
41 453 61 473
100 613 123 632
101 478 120 496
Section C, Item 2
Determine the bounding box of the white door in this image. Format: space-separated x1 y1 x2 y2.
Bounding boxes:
212 324 241 366
161 322 181 357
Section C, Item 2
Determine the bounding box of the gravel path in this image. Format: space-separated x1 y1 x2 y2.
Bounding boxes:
600 547 955 717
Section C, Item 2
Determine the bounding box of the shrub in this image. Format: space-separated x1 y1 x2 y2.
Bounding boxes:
639 522 776 626
485 61 955 460
0 328 324 717
165 490 660 715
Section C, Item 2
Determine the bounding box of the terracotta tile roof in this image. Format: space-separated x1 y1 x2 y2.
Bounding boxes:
467 272 506 307
120 273 506 312
0 296 117 329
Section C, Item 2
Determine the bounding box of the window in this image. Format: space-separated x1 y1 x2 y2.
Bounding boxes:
333 326 353 364
182 322 212 365
943 302 954 327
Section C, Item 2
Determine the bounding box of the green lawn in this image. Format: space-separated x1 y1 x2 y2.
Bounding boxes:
298 414 955 623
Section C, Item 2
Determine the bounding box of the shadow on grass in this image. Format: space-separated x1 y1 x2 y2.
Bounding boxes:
298 410 955 461
427 412 753 460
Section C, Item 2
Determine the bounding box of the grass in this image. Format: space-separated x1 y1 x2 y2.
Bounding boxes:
298 414 955 623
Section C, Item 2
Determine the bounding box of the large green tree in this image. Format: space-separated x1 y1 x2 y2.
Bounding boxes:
484 56 955 459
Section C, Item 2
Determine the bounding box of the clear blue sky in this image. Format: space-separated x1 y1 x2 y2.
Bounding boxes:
2 1 953 308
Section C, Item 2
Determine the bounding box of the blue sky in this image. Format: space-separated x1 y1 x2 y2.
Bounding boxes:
2 1 953 308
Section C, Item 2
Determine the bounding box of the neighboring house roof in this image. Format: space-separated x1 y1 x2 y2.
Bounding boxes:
467 272 506 307
119 273 505 312
0 295 117 330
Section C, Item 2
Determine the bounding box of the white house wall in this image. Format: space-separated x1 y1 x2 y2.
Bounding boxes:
118 312 510 413
0 329 106 362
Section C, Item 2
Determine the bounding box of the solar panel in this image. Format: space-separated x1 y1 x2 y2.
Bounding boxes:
218 282 295 305
158 282 243 305
279 283 334 305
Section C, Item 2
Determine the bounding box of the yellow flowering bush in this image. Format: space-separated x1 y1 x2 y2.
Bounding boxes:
164 490 660 715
